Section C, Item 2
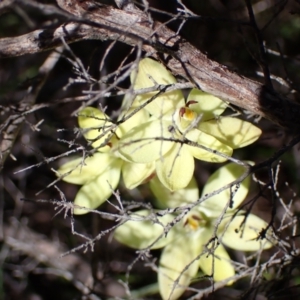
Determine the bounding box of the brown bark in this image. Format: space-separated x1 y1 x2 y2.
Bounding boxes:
1 0 300 132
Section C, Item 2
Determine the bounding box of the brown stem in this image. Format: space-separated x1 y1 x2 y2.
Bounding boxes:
0 0 300 132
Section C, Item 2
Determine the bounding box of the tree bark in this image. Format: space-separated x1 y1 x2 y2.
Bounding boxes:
1 0 300 132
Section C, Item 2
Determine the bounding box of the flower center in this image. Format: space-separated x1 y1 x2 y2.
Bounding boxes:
176 106 198 132
184 213 206 231
179 107 197 121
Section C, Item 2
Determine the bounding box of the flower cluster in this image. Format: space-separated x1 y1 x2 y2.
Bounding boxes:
56 57 271 299
57 105 154 214
117 58 261 191
114 163 273 300
57 58 261 214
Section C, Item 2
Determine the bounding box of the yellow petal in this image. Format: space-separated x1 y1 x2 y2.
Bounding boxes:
122 161 155 189
114 210 175 249
131 58 185 117
199 241 235 284
116 107 150 138
73 159 121 215
78 107 115 151
150 176 199 208
57 153 114 185
187 89 227 121
221 213 273 251
199 117 262 149
156 144 194 191
200 162 251 217
186 129 233 163
118 119 174 163
119 92 139 110
159 233 200 300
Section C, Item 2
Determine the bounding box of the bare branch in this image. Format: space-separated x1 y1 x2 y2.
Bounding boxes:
0 0 299 131
0 47 63 170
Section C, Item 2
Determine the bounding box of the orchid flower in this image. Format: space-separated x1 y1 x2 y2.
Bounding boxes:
57 106 154 214
118 58 262 191
114 163 273 300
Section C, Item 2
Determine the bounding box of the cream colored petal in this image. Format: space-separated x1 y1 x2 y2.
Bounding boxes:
119 92 139 110
122 161 155 189
186 129 233 163
135 93 185 118
156 144 194 191
73 159 121 215
159 233 200 300
78 107 115 151
200 162 251 215
150 176 199 208
57 153 115 185
187 89 227 121
116 107 150 138
118 119 174 163
131 58 185 117
199 117 262 149
221 213 273 251
114 210 176 249
199 241 235 284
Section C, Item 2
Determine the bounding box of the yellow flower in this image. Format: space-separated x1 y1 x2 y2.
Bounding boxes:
114 163 273 300
130 57 185 117
57 106 154 214
118 58 261 191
